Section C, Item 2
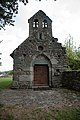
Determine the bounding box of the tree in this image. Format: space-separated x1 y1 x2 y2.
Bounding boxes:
0 0 18 30
76 47 80 59
0 0 56 30
64 34 80 70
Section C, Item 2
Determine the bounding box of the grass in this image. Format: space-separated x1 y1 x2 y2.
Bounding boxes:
56 107 80 120
0 106 80 120
0 77 12 89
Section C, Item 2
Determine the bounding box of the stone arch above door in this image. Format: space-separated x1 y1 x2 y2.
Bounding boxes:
32 54 52 67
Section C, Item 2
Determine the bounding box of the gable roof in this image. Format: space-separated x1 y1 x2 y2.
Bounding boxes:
28 10 52 23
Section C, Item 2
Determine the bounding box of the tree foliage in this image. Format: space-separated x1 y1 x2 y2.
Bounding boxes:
0 0 56 30
0 0 18 29
64 34 80 70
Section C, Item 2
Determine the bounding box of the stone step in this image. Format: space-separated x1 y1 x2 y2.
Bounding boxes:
32 86 52 90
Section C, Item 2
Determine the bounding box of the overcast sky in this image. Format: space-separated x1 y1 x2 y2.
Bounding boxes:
0 0 80 71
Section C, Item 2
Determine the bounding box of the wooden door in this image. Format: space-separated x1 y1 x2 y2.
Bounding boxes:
34 65 49 86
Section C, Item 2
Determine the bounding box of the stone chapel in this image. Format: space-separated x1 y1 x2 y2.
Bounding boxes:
10 10 67 89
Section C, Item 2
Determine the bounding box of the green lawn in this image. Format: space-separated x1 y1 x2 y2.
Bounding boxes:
0 77 12 89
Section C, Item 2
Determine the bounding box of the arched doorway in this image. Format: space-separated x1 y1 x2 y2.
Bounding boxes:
32 54 52 86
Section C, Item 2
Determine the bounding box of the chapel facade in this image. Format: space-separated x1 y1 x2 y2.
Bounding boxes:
10 10 67 89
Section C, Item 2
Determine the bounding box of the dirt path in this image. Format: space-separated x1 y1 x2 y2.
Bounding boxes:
0 88 80 108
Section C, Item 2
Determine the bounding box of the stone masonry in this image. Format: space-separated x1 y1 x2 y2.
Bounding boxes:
62 71 80 91
10 10 67 89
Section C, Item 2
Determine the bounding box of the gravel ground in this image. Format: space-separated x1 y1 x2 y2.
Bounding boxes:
0 88 80 108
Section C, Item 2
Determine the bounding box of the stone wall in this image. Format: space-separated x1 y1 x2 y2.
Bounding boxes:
62 71 80 91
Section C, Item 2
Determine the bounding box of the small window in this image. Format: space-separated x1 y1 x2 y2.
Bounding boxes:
42 20 48 28
40 33 42 40
33 19 39 28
